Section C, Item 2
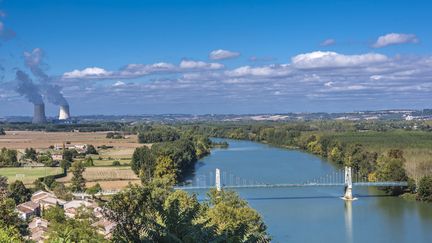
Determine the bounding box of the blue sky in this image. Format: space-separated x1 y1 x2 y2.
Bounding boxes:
0 0 431 116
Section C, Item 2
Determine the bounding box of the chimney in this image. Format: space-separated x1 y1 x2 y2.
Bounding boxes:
59 105 70 120
32 103 47 124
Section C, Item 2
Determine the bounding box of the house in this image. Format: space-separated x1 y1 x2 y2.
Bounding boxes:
31 190 66 210
92 218 116 239
52 154 63 161
64 199 98 218
28 217 49 243
16 201 40 220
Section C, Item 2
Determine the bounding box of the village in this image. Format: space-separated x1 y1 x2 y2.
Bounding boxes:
16 190 115 242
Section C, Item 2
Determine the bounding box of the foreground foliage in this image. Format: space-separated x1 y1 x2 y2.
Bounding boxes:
104 183 270 242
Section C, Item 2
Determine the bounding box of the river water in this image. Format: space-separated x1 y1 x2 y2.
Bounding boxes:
190 139 432 243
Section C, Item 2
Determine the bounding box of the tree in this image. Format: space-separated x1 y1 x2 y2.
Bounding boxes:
154 156 178 186
48 218 106 242
52 182 73 201
0 148 19 167
104 184 163 242
8 180 31 204
131 146 155 182
0 198 27 235
43 206 66 224
417 176 432 202
86 183 102 197
0 176 9 200
376 150 408 195
205 189 270 242
0 226 22 243
85 145 98 155
24 147 38 161
83 156 94 167
70 161 86 192
0 128 5 136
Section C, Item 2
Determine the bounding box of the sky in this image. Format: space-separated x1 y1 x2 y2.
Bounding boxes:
0 0 431 116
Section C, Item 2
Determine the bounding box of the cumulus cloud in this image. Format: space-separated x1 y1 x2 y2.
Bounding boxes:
292 51 388 69
46 51 432 112
373 33 419 48
63 67 112 79
63 60 223 80
320 39 336 46
209 49 240 60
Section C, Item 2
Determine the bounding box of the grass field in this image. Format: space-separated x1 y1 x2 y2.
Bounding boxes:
0 167 63 185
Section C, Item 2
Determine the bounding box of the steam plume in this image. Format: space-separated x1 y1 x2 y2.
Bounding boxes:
24 48 68 105
15 70 43 105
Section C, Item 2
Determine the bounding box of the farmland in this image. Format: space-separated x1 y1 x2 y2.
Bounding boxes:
0 131 144 189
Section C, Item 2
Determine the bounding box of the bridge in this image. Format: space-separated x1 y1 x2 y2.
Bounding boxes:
72 167 407 200
174 167 408 200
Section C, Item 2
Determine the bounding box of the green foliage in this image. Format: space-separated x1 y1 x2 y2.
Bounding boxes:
106 132 124 139
86 183 102 196
0 176 8 200
0 147 19 167
48 218 107 243
86 145 98 155
104 184 270 242
43 206 66 224
38 153 55 167
0 226 23 243
205 189 270 242
52 183 73 201
0 128 5 136
8 180 31 204
112 160 121 166
23 147 38 161
154 156 178 186
417 176 432 202
131 146 155 182
0 198 27 235
376 150 408 195
138 126 180 143
70 161 86 192
83 156 95 167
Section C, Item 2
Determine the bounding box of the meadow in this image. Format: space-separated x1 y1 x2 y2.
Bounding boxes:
0 167 63 185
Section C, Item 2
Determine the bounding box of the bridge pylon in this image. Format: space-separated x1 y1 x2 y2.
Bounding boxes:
343 166 354 200
215 168 221 191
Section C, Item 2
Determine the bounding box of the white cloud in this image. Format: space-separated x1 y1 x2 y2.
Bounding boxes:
179 60 224 69
209 49 240 60
372 33 419 48
63 67 111 79
225 65 292 78
113 81 126 87
320 39 336 46
292 51 388 69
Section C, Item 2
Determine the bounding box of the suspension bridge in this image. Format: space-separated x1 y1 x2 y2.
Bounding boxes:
72 167 408 200
174 167 408 200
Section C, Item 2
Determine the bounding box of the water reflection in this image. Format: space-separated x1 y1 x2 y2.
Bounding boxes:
344 201 353 243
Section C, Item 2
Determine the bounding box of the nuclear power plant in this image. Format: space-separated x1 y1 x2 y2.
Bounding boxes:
59 105 71 120
32 103 47 124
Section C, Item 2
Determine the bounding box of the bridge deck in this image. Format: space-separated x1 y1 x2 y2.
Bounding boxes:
174 182 408 190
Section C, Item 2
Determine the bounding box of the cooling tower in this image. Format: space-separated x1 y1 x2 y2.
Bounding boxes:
59 105 70 120
32 103 47 124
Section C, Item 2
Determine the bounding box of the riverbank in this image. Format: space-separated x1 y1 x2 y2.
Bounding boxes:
191 139 432 242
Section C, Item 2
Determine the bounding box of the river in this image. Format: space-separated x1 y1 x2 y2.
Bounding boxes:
189 139 432 243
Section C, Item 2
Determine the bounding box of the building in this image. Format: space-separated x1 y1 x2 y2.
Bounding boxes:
63 199 98 218
92 219 116 239
31 190 66 210
28 217 49 243
16 201 40 220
